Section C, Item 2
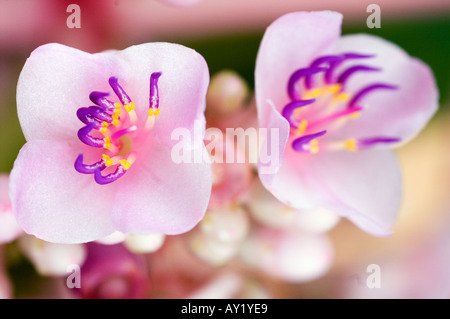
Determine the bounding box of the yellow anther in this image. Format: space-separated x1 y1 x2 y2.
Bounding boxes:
119 159 131 170
297 120 308 134
345 139 358 152
332 92 351 105
148 108 161 116
303 88 323 99
309 139 319 154
114 102 122 109
99 121 109 134
104 135 111 149
349 112 360 119
124 101 135 113
327 84 342 94
102 154 113 166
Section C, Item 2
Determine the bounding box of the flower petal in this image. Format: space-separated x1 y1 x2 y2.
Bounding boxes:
268 148 402 236
255 11 343 125
257 100 290 186
333 34 439 144
110 142 212 235
17 43 117 142
10 140 116 243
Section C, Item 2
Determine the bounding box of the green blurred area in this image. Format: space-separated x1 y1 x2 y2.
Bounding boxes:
183 13 450 103
0 13 449 173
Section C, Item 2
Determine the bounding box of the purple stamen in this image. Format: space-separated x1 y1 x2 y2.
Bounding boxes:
292 130 327 152
305 55 344 87
77 123 107 148
359 136 401 149
337 65 381 85
94 166 126 185
89 92 115 110
325 53 375 84
109 77 131 106
349 83 398 108
281 99 315 128
74 153 106 174
150 72 162 109
77 106 113 125
288 67 327 100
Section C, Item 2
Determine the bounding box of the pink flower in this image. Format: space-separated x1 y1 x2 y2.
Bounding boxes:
156 0 203 7
0 174 22 244
74 243 150 299
255 11 438 236
10 43 212 244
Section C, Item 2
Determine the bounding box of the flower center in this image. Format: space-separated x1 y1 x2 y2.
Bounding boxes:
74 72 162 185
282 53 401 154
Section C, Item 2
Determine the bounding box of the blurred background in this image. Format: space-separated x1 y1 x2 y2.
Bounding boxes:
0 0 449 299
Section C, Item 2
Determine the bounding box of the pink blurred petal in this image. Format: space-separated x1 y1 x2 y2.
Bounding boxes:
245 180 340 233
10 140 116 243
156 0 203 7
0 174 23 243
0 247 12 299
77 243 150 299
19 235 86 277
240 227 334 282
208 136 253 208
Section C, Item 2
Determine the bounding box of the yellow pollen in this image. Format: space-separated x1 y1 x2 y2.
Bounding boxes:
327 84 342 94
310 139 319 154
345 139 358 152
297 120 308 134
99 121 109 134
119 159 132 170
102 154 113 166
148 108 161 117
303 88 322 99
124 101 135 113
331 92 351 106
350 112 360 119
104 135 111 149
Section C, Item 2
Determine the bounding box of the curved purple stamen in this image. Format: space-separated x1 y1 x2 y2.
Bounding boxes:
288 67 327 100
77 123 106 148
292 130 327 152
349 83 398 108
282 99 315 128
94 166 126 185
109 77 131 106
74 153 106 174
89 92 115 110
77 106 113 125
325 53 376 84
359 137 401 149
307 55 344 88
337 65 381 85
150 72 162 109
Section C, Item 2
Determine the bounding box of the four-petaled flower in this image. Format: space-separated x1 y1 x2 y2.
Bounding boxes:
10 43 212 243
255 11 438 235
